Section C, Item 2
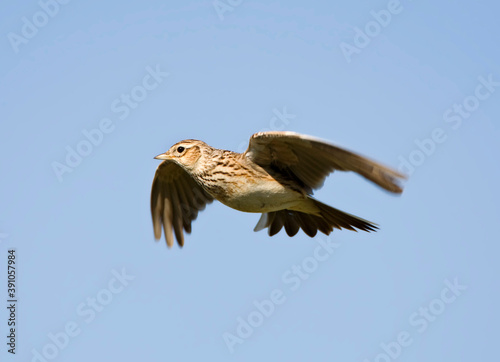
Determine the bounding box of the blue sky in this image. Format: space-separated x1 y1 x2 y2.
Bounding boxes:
1 1 499 361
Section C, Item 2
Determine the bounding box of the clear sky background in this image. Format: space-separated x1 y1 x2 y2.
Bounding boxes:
1 1 499 361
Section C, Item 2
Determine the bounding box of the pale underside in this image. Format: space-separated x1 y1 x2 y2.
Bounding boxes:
213 176 314 214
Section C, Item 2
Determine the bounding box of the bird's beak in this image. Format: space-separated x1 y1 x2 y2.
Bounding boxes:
154 153 171 160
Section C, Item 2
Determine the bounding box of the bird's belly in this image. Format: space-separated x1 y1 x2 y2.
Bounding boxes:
216 180 303 213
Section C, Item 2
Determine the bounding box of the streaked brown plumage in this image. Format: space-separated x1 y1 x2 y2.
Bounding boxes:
151 131 406 247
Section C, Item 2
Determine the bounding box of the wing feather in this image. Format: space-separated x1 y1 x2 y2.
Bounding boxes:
150 160 214 247
244 131 406 193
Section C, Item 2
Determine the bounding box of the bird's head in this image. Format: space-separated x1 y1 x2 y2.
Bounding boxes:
155 139 209 172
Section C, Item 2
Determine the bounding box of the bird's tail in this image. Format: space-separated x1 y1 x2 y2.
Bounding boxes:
254 198 377 237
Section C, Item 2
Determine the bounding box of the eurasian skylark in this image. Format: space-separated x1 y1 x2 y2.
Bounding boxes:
151 131 406 247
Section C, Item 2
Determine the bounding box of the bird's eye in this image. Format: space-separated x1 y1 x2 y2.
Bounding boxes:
177 146 185 153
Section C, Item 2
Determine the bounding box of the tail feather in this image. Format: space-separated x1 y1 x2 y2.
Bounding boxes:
269 212 285 236
254 198 378 237
283 213 300 236
314 199 378 232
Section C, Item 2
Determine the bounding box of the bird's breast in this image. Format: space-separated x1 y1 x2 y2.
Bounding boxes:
206 175 304 213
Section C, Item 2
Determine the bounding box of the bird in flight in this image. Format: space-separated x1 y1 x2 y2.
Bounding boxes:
151 131 406 247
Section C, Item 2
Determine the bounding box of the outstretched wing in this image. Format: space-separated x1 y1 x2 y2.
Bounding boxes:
151 160 214 247
244 131 406 194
